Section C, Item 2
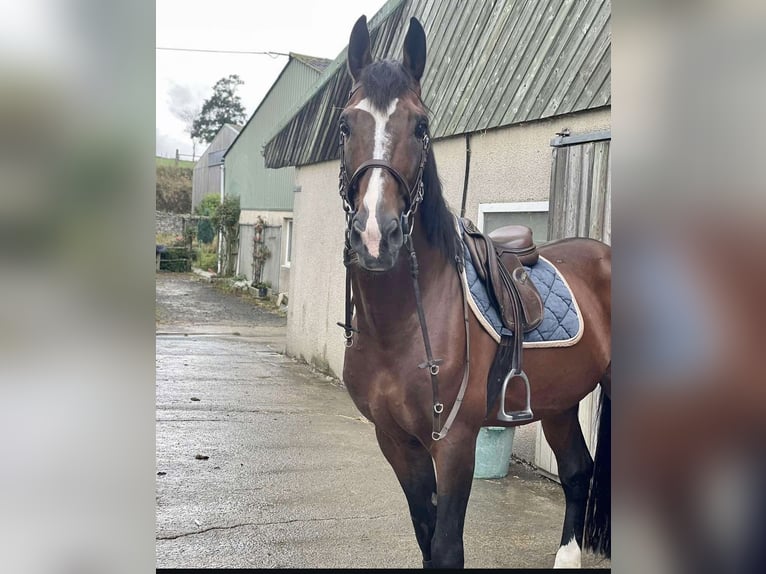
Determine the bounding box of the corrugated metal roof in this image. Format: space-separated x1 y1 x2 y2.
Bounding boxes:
289 52 333 73
264 0 610 169
207 149 225 166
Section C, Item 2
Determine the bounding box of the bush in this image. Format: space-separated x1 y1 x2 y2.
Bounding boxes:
159 246 192 272
197 218 215 244
197 250 218 271
196 194 219 217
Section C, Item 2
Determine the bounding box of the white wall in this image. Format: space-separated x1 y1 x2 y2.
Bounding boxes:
288 164 349 375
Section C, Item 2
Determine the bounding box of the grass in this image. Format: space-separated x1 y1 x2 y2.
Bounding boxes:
156 156 195 169
156 232 182 246
197 250 218 271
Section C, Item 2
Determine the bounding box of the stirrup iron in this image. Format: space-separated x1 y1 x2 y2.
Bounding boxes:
497 369 533 422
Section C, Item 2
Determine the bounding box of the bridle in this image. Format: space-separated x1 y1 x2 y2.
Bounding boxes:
336 81 471 442
337 82 430 242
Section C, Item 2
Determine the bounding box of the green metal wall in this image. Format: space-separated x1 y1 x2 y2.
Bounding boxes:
225 59 323 210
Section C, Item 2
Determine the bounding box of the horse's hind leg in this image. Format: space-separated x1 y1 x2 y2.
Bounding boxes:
375 427 437 568
542 406 594 568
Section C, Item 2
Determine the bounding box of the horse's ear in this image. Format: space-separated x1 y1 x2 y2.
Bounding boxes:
348 15 372 82
403 17 426 83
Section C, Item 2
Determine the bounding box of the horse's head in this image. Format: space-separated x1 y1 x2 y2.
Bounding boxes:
339 15 430 272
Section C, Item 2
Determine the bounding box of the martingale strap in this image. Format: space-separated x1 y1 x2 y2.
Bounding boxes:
404 232 471 442
431 247 471 441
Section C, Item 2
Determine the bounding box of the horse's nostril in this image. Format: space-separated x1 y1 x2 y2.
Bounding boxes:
383 219 399 234
352 219 364 234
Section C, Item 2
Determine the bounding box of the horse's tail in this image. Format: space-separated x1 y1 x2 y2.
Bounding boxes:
583 387 611 558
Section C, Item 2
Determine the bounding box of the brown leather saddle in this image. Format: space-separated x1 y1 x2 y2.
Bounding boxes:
460 218 543 333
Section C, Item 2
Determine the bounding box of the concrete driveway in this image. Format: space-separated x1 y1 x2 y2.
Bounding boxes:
155 273 609 569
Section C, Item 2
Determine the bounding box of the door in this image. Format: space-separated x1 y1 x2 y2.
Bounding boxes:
238 224 255 281
535 130 611 479
261 225 282 292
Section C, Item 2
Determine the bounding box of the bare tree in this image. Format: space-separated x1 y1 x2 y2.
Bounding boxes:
168 82 202 160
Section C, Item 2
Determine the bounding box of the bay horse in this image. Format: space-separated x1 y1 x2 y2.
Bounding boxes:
338 15 611 569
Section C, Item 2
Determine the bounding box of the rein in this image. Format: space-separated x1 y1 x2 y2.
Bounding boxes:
336 87 470 441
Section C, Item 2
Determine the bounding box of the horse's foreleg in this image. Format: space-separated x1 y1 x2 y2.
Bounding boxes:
542 407 594 568
430 426 478 569
375 427 437 567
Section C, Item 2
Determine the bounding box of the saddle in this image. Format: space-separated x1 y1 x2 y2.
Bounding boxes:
460 218 543 333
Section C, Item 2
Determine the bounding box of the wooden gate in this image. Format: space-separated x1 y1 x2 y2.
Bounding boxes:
237 224 255 281
535 129 611 479
261 225 282 292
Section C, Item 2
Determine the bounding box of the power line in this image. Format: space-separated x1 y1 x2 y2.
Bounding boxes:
157 46 289 57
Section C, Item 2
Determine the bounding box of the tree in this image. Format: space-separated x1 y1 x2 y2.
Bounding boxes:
191 75 246 144
168 82 202 160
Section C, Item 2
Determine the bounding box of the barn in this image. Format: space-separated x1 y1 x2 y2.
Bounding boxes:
223 53 331 296
191 123 241 211
262 0 611 476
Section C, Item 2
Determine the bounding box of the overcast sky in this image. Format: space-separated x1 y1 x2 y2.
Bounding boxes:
156 0 388 159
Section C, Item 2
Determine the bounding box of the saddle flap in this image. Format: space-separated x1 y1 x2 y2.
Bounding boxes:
497 258 544 332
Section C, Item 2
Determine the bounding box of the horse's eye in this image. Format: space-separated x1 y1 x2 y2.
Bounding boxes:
339 120 350 137
415 120 428 139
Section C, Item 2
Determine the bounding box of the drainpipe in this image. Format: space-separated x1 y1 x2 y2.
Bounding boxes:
459 133 471 218
217 164 224 275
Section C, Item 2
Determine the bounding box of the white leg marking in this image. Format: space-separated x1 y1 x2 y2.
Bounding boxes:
354 98 398 258
554 536 582 568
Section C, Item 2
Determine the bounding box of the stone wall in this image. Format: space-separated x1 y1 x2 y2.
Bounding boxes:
156 210 186 237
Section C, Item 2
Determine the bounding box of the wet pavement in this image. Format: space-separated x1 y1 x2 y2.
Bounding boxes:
155 273 609 569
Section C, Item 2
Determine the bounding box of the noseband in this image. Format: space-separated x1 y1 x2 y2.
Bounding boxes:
337 120 430 238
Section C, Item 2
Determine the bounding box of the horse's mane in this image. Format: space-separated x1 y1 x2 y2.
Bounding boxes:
420 147 459 267
360 60 459 267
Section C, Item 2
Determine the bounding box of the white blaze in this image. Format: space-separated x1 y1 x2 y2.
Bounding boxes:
553 536 581 568
354 97 399 258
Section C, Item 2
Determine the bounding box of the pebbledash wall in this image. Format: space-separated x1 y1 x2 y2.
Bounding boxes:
286 107 609 461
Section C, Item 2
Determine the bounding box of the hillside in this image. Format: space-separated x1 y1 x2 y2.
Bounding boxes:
156 160 193 213
156 156 195 170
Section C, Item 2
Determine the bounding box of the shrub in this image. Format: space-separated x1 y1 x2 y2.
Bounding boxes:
196 194 220 217
197 250 218 271
159 246 192 272
197 217 215 244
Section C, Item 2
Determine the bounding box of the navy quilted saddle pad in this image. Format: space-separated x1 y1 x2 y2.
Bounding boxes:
459 231 583 347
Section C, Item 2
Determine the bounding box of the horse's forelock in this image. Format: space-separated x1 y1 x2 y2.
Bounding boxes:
357 60 457 266
360 60 414 111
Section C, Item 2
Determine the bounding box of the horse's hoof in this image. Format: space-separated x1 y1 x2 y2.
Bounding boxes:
422 559 433 569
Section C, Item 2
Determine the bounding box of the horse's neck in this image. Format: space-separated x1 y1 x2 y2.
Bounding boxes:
352 227 455 340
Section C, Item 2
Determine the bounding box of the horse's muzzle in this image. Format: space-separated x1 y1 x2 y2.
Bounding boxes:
349 213 404 272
